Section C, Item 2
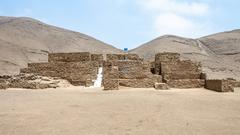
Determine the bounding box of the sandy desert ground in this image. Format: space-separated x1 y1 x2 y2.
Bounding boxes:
0 87 240 135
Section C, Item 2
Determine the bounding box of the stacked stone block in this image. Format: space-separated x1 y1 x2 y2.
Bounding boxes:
154 52 204 89
103 54 162 89
21 52 101 87
103 61 119 90
155 83 170 90
91 54 104 66
205 79 234 92
166 79 204 88
0 74 59 90
0 78 8 89
154 52 180 75
49 52 91 62
21 62 98 86
106 54 143 61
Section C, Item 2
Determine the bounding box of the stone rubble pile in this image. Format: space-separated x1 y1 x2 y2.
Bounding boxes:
0 73 63 89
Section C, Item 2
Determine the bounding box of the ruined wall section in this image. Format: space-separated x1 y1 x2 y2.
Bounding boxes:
154 52 180 75
103 61 119 90
154 52 205 88
49 52 91 62
106 54 143 61
21 52 102 87
49 52 104 66
21 62 98 86
205 79 234 92
103 54 162 89
161 60 202 80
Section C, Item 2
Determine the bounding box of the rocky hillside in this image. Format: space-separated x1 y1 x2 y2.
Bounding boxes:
0 16 122 75
130 30 240 80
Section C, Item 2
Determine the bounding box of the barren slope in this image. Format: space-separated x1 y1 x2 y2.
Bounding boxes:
130 33 240 80
0 16 122 75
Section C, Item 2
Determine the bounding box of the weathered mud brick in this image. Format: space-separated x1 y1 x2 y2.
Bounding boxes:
161 60 201 74
0 82 8 89
166 79 205 89
162 72 201 80
48 52 91 62
21 61 98 87
91 54 104 66
103 79 119 90
106 54 142 61
205 79 234 92
119 78 155 88
152 75 163 83
155 83 169 90
155 52 180 62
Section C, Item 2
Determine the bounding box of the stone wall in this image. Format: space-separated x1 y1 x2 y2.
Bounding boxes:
153 53 204 89
103 54 161 90
0 77 8 89
155 52 180 63
154 52 180 75
21 52 103 87
106 54 143 61
0 74 60 90
116 61 152 79
21 62 98 86
48 52 104 66
103 61 119 90
161 60 201 74
49 52 91 62
119 78 158 88
166 79 205 88
205 79 234 92
91 54 104 66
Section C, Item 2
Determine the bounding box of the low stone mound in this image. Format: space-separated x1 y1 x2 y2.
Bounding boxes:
0 73 68 90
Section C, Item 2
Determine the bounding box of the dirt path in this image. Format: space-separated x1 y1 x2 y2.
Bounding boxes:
1 87 240 135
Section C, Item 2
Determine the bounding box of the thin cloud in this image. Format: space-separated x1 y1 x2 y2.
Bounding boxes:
140 0 209 16
154 12 213 37
136 0 213 38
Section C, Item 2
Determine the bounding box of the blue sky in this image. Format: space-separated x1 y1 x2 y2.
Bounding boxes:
0 0 240 49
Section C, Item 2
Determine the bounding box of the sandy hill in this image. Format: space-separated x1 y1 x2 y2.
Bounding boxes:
130 31 240 80
0 16 122 75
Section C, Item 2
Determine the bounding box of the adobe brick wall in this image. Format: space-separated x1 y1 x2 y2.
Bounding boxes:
155 83 169 90
0 78 8 89
91 54 104 66
205 80 234 92
166 79 205 88
154 52 180 75
21 61 99 86
19 52 208 90
119 79 154 88
155 52 180 62
153 53 204 89
106 54 142 61
162 72 201 80
49 52 91 62
160 60 201 74
103 54 161 89
233 81 240 87
103 79 119 90
117 61 152 79
103 61 119 90
118 75 162 88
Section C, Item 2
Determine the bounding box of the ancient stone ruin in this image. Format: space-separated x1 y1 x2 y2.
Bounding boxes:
153 52 205 88
21 52 103 87
0 52 238 92
103 54 162 90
